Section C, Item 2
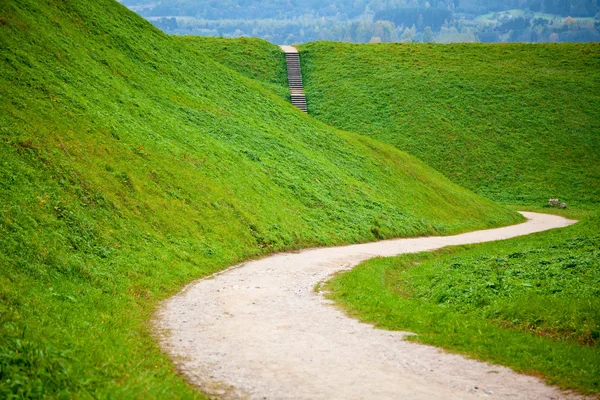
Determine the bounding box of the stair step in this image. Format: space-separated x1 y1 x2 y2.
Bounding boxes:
280 45 308 113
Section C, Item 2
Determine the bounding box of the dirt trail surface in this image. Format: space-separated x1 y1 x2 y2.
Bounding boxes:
157 212 582 400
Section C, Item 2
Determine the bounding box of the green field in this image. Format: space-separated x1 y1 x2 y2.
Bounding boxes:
326 208 600 394
299 41 600 206
301 41 600 394
0 0 523 398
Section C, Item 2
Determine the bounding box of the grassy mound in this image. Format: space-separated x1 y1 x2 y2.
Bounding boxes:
176 36 290 101
302 40 600 394
0 0 519 397
326 209 600 394
299 41 600 206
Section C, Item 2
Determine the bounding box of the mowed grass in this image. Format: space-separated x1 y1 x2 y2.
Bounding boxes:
0 0 521 398
299 41 600 206
325 209 600 394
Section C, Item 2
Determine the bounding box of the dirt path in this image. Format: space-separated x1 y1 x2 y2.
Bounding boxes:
156 212 582 399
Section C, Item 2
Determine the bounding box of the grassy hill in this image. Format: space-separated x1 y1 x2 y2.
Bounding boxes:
177 20 600 397
0 0 520 397
177 36 290 101
298 41 600 394
299 41 600 206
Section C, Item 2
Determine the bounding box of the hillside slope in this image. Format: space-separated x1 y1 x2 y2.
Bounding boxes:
176 36 290 101
0 0 519 397
299 41 600 206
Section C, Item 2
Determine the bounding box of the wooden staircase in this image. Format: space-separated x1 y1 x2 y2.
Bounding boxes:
280 45 307 113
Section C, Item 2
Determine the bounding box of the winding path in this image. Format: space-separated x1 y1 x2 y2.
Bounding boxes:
156 212 582 399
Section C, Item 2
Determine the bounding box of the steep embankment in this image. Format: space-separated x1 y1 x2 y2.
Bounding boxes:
299 41 600 206
0 0 519 397
176 36 290 101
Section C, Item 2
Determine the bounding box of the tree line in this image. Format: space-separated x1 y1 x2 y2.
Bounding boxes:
123 0 600 43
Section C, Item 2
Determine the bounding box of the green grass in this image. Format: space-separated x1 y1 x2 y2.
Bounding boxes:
325 209 600 394
302 40 600 395
176 36 290 101
299 41 600 206
0 0 521 397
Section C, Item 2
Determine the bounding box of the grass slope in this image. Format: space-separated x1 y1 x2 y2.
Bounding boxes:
299 41 600 206
0 0 519 397
326 209 600 394
176 36 290 101
302 41 600 394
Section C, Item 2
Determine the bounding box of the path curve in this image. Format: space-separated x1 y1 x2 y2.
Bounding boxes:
157 212 582 399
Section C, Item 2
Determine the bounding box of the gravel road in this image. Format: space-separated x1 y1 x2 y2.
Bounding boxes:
156 212 584 399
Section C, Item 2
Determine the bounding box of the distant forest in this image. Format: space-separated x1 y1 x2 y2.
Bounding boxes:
121 0 600 43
